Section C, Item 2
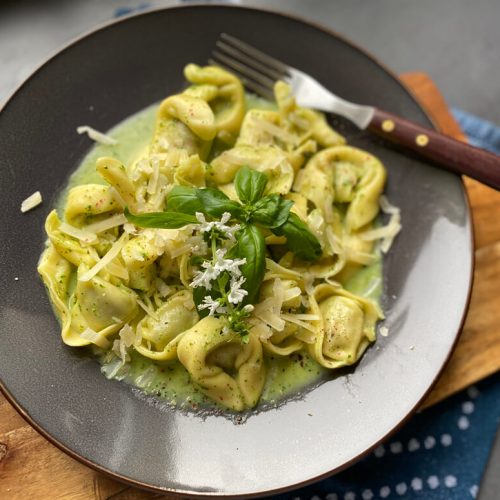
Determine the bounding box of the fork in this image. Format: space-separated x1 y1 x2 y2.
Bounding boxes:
210 33 500 190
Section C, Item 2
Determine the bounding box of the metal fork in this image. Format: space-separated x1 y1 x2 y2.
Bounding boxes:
210 33 500 190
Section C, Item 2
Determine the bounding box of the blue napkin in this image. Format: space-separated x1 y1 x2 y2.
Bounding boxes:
453 108 500 154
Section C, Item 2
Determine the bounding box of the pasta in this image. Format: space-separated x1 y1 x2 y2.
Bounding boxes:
38 64 399 411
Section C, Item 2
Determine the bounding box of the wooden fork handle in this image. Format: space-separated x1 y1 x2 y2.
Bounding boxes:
368 108 500 190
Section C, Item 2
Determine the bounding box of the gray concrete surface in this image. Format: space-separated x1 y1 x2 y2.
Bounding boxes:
1 0 499 124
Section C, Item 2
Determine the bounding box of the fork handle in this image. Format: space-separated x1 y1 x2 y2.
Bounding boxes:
368 109 500 190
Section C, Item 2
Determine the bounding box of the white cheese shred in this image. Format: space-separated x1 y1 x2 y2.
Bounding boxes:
85 213 128 234
59 222 98 244
77 125 118 146
281 313 318 333
79 232 128 282
136 298 159 321
379 326 389 337
20 191 42 213
80 327 110 349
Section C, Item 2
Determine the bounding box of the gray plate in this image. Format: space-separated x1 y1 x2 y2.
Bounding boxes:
0 5 473 497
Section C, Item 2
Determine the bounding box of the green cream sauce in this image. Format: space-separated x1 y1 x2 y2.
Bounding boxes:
67 96 383 412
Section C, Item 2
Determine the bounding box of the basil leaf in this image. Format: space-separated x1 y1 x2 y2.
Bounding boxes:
251 195 294 228
124 208 198 229
272 212 322 261
230 224 266 304
234 166 268 204
196 188 245 219
166 185 203 215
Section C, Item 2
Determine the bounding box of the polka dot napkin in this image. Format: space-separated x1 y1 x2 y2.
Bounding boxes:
269 372 500 499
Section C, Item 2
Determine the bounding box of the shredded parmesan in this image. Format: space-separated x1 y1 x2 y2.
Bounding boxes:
108 187 126 208
136 298 159 320
303 272 315 295
283 287 302 302
264 258 302 280
325 227 343 255
379 326 389 337
251 116 298 145
77 125 118 145
155 278 171 297
59 222 97 244
105 260 129 281
79 232 128 282
254 322 274 341
85 213 127 234
378 195 402 253
147 158 160 195
80 327 110 349
281 313 318 333
20 191 42 213
254 279 287 331
379 195 400 214
288 111 310 130
346 249 378 265
295 329 316 344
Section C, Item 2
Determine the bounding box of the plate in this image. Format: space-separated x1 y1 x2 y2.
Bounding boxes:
0 5 473 497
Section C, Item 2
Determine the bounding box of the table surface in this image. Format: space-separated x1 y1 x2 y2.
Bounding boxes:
1 1 500 498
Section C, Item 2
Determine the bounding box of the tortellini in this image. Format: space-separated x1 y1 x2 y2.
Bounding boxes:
39 63 393 412
308 284 382 369
177 317 266 411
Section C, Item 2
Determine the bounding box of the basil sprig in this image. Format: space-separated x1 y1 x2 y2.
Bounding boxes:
126 167 322 312
124 208 198 229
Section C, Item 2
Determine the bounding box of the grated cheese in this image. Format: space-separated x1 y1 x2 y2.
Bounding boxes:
136 297 159 321
251 321 274 341
147 157 160 195
155 278 171 297
295 329 316 344
108 187 126 208
379 195 400 215
59 222 97 244
85 213 127 234
288 111 310 130
105 260 129 281
346 249 378 265
254 279 287 331
281 313 318 333
283 287 302 302
77 125 118 145
20 191 42 213
378 195 402 253
79 232 128 282
251 116 298 145
264 258 302 280
379 326 389 337
80 327 110 349
325 226 343 255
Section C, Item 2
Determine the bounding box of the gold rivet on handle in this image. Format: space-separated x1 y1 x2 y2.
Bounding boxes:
416 134 429 146
382 119 395 132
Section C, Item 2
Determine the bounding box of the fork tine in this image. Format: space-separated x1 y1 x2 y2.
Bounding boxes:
207 58 275 100
212 49 276 90
220 33 291 76
215 41 286 82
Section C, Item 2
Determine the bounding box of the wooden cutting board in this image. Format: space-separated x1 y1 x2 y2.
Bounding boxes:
1 73 499 499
